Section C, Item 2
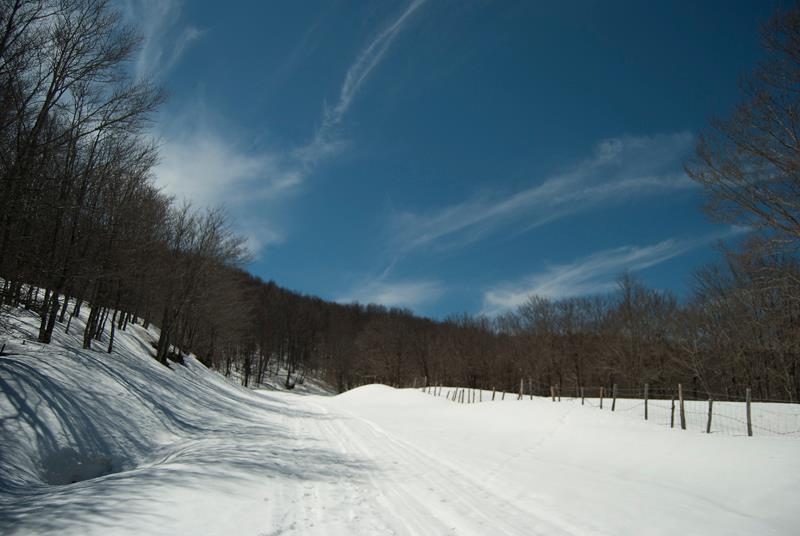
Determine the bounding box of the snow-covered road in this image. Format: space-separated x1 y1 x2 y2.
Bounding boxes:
268 395 571 536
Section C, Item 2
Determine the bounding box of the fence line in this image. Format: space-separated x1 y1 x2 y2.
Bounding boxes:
414 378 800 438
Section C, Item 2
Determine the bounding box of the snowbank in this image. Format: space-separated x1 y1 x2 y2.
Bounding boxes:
0 306 315 534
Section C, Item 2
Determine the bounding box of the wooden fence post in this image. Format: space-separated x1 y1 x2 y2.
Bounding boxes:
413 377 417 389
550 385 555 402
502 390 506 400
706 397 713 434
492 387 496 401
644 383 649 420
479 389 482 402
600 386 604 409
529 377 533 400
670 395 675 428
746 388 753 437
611 384 617 411
557 385 561 402
678 383 686 430
580 386 585 406
518 378 523 400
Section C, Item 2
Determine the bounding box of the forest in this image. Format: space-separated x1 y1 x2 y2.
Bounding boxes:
1 0 798 402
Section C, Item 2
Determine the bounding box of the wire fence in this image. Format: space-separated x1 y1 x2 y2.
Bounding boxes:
415 381 800 438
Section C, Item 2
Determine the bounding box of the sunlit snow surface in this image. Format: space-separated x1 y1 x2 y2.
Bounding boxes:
1 307 799 535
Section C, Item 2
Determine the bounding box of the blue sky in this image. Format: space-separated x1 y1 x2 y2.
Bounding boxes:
125 0 780 317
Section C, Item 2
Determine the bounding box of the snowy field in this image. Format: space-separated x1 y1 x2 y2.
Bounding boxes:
1 307 799 535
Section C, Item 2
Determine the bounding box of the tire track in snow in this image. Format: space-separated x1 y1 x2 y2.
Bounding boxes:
307 400 581 536
308 402 446 536
261 403 397 536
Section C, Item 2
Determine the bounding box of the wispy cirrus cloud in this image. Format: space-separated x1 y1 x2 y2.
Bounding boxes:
151 0 428 202
294 0 429 168
339 279 444 310
124 0 202 82
389 132 697 254
130 0 428 257
338 256 443 310
481 227 745 315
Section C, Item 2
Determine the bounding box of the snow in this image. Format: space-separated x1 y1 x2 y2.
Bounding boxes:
224 365 336 397
2 306 799 535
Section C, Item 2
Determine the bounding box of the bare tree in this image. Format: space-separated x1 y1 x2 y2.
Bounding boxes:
686 4 800 254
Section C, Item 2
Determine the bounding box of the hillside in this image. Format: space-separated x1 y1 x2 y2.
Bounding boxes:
1 306 799 535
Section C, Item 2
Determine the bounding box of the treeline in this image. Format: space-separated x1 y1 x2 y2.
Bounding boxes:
216 253 799 402
0 0 247 365
1 1 798 403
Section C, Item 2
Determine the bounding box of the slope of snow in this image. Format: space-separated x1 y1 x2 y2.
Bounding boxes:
0 307 313 534
1 306 799 535
223 364 337 396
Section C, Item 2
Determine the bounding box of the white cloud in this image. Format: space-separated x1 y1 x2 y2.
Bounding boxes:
155 120 301 207
390 132 697 253
237 223 285 258
124 0 202 81
481 228 744 315
157 130 270 206
339 279 444 309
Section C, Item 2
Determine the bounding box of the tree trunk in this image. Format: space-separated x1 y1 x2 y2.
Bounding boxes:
155 306 173 365
107 309 117 353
